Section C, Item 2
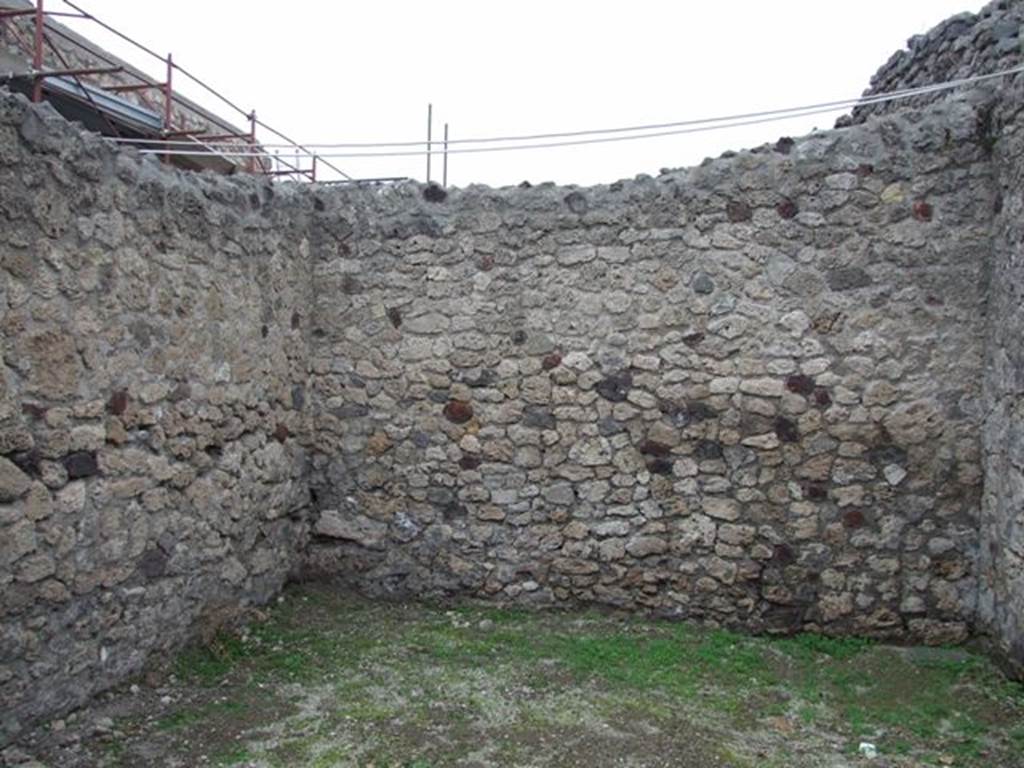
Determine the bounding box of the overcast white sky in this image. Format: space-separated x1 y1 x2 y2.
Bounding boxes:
58 1 985 186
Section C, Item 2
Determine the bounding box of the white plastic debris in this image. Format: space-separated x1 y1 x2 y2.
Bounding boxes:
858 742 878 760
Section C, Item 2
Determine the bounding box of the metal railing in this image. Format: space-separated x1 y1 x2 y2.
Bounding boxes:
0 0 352 181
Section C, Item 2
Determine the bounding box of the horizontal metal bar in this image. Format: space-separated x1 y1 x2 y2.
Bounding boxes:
34 66 123 78
192 132 250 141
105 82 165 93
0 10 85 20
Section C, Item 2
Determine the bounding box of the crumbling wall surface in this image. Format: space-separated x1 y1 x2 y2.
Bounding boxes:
845 0 1023 125
304 96 994 647
0 94 314 741
980 75 1024 678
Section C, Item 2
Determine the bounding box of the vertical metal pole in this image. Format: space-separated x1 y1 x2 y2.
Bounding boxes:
426 103 432 183
162 53 173 164
442 123 449 188
311 155 317 183
247 110 256 174
32 0 44 102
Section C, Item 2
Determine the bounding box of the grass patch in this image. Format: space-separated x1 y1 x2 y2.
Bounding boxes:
212 745 255 766
156 699 248 731
151 585 1024 768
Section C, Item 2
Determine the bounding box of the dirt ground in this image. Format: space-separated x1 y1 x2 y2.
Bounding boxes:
4 583 1023 768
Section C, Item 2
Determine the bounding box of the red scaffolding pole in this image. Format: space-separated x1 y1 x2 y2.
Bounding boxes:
31 0 43 102
8 0 346 181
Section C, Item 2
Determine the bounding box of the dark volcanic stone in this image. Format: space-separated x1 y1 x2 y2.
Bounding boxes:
647 458 674 475
11 451 40 478
772 543 796 564
63 451 99 479
138 548 168 579
695 439 723 460
843 509 866 529
814 388 832 407
595 371 633 403
776 199 799 219
659 401 691 428
826 267 872 291
639 440 672 457
522 406 556 430
341 274 361 295
423 183 447 203
21 403 45 421
785 374 815 396
443 400 474 424
273 423 290 443
564 191 588 214
107 389 129 416
726 200 752 222
775 137 795 154
692 272 715 295
805 484 828 501
774 416 799 443
334 403 370 418
912 200 933 222
459 455 482 470
386 307 402 328
687 401 716 422
427 487 455 506
542 352 562 370
867 444 908 466
597 417 624 436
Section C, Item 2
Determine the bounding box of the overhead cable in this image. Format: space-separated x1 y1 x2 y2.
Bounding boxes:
108 62 1024 153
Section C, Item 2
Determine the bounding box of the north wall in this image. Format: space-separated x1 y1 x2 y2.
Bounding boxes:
304 99 992 647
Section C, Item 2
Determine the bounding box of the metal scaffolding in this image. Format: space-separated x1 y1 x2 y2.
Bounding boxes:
0 0 349 181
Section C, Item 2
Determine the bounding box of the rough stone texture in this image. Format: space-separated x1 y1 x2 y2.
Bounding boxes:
836 0 1024 688
980 72 1024 679
303 93 991 653
5 0 1024 744
843 0 1023 126
0 96 313 742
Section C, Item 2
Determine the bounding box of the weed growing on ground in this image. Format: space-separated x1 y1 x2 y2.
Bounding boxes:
112 586 1024 768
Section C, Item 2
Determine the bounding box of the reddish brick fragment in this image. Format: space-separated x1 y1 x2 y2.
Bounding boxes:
443 400 474 424
542 352 562 370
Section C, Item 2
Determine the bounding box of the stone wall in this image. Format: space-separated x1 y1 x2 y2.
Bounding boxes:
303 96 993 647
844 0 1023 126
837 0 1024 691
980 74 1024 678
0 96 313 741
3 0 1024 744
